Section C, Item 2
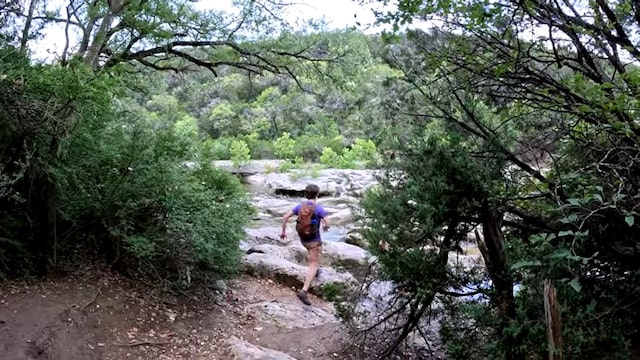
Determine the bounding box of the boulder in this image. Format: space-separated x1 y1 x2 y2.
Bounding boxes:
226 336 298 360
319 196 359 208
260 169 379 198
246 242 371 272
322 241 371 271
245 300 338 329
245 226 283 244
355 280 397 315
252 196 296 218
325 208 352 227
239 240 252 253
246 243 307 264
244 173 266 185
252 196 294 209
344 231 369 249
241 252 357 296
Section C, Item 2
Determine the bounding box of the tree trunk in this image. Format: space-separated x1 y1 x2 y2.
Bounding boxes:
544 279 563 360
19 0 38 53
84 0 131 67
83 12 115 68
477 205 522 360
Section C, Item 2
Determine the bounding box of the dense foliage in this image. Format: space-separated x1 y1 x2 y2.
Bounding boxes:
129 31 397 166
0 46 251 284
1 0 339 285
3 0 640 359
0 0 391 286
347 1 640 359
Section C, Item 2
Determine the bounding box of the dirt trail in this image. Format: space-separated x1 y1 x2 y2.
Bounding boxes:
0 269 349 360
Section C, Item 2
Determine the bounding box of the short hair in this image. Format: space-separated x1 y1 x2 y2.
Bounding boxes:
304 184 320 199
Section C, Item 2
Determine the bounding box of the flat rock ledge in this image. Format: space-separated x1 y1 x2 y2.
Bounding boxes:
247 241 372 272
246 300 338 329
241 252 357 296
227 336 298 360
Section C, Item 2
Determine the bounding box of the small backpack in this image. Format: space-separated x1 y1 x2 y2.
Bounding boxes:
296 203 318 241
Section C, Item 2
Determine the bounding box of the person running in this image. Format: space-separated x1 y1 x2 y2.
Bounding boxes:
280 184 330 305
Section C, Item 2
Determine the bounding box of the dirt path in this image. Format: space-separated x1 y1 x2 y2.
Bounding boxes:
0 269 349 360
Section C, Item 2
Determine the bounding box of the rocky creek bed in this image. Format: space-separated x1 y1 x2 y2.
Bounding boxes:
224 161 485 358
0 162 484 360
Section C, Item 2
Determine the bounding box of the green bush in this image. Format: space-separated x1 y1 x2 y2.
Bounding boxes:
293 134 345 161
321 282 347 302
202 137 232 160
278 160 295 172
164 161 250 277
350 138 378 167
274 132 296 160
320 147 340 166
319 138 378 169
229 139 251 167
242 136 275 159
0 47 115 278
55 98 251 283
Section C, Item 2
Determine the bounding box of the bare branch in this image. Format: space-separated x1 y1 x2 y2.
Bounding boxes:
136 58 179 72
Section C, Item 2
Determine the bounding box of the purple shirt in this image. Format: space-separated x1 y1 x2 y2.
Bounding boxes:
292 201 327 242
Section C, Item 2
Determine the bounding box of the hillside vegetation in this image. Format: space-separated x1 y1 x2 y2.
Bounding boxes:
2 0 640 359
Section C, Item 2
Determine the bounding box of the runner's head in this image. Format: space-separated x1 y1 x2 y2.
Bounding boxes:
304 184 320 199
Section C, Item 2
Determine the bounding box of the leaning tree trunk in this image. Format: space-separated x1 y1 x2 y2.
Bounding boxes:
83 12 115 68
19 0 38 52
477 204 522 360
544 279 563 360
83 0 128 68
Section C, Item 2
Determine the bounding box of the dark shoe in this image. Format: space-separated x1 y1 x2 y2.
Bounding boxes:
296 290 311 305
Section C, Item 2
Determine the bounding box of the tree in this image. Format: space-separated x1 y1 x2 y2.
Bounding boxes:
2 0 341 77
107 30 403 162
1 0 353 285
350 0 640 358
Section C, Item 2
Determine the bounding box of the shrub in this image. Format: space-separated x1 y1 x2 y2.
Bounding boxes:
294 134 344 161
163 161 250 278
320 147 340 166
278 160 295 172
202 137 231 160
243 137 275 159
321 282 347 302
55 98 251 284
229 139 251 168
0 48 115 277
319 139 378 169
274 132 296 160
350 138 378 167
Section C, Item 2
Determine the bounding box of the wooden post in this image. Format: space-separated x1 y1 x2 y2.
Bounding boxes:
544 279 563 360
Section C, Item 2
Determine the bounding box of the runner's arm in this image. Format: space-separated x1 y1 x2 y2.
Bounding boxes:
280 210 294 238
321 216 330 231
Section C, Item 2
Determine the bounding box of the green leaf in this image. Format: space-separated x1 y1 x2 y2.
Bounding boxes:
567 198 581 206
550 248 572 259
511 259 542 270
558 230 574 237
568 277 582 293
559 214 578 223
625 215 635 227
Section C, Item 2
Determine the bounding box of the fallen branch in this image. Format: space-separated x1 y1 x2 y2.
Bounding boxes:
81 287 102 312
116 340 170 347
